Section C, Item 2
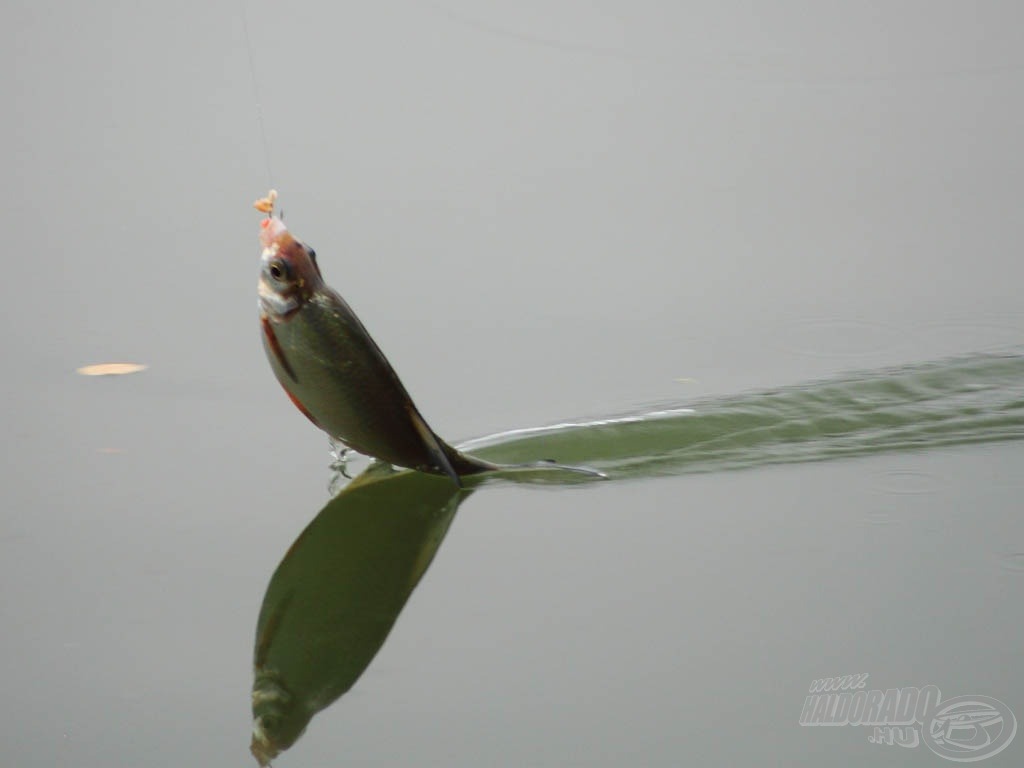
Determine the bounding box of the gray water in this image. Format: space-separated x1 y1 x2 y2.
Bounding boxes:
4 2 1024 766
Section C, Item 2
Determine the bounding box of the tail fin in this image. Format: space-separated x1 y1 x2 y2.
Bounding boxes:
444 445 606 481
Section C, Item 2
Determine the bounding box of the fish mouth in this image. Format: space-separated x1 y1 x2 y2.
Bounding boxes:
259 215 288 249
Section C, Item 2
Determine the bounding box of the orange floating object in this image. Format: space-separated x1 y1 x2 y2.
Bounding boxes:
76 363 147 376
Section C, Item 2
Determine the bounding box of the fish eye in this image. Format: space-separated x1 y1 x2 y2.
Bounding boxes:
268 259 290 281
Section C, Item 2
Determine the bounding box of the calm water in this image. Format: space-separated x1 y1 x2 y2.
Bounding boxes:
4 2 1024 766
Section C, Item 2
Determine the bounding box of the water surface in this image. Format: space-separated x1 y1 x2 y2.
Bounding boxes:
3 1 1023 766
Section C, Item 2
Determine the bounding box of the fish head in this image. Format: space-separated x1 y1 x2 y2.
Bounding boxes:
250 668 309 766
258 216 323 320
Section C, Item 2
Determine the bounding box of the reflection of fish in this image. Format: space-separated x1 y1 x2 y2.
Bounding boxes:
250 466 468 766
256 204 603 487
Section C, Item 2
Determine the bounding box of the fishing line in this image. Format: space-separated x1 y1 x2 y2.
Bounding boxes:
240 1 275 188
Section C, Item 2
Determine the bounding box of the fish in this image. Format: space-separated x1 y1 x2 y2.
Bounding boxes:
255 195 604 487
250 467 467 766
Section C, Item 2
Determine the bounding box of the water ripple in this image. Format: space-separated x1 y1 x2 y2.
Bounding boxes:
464 351 1024 481
997 553 1024 574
